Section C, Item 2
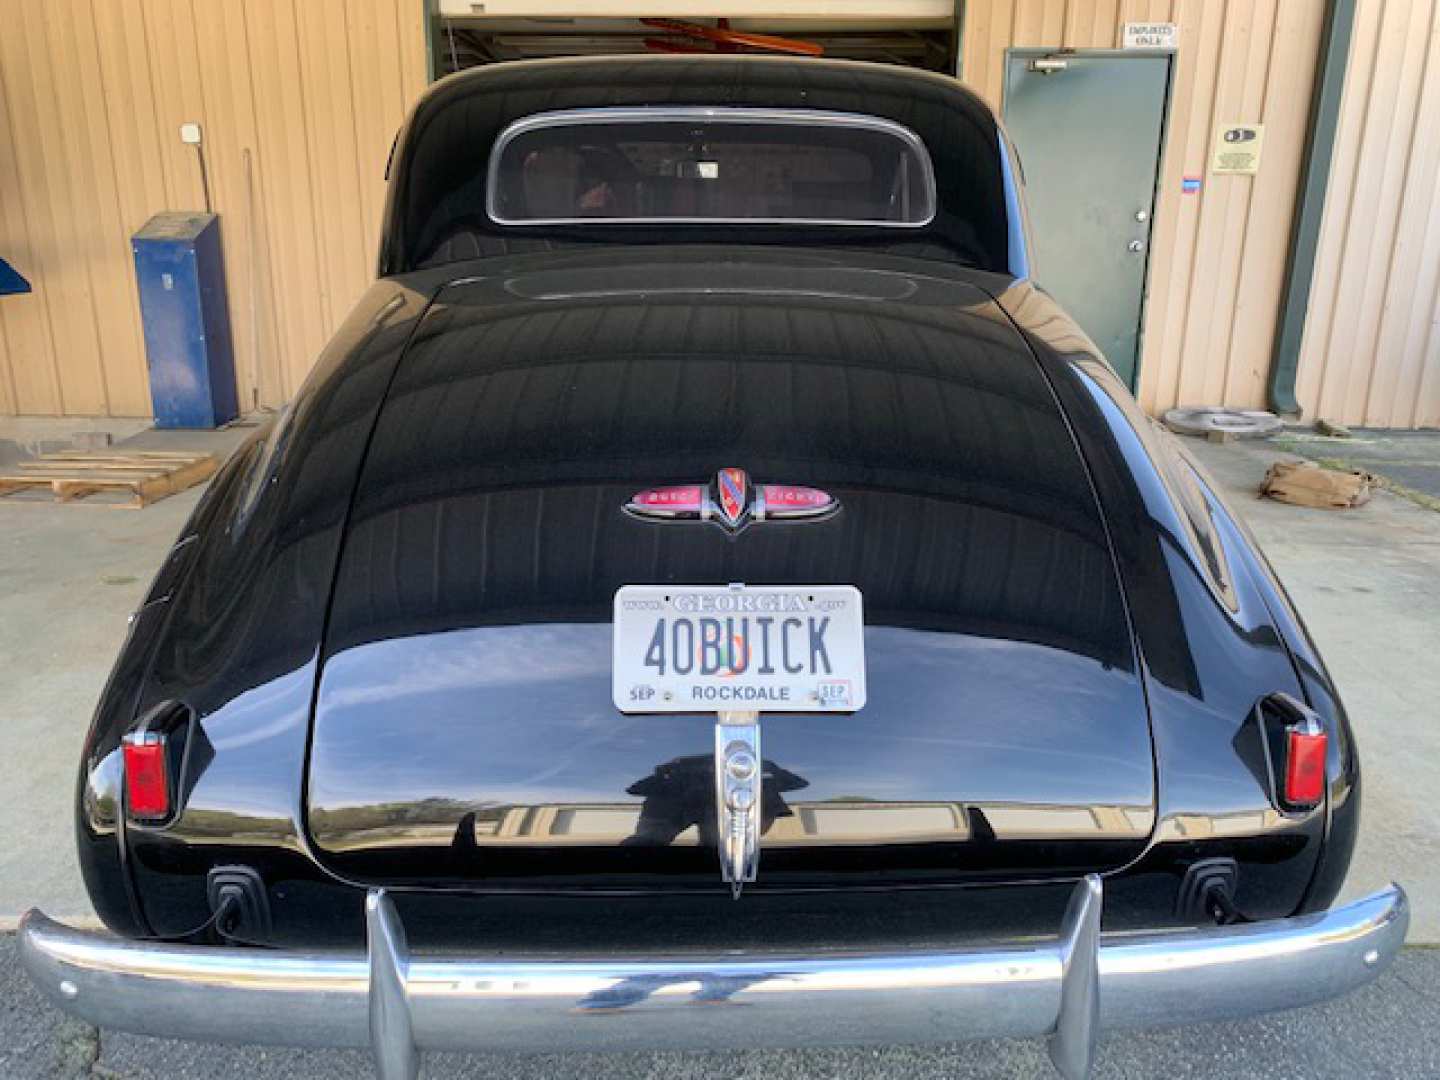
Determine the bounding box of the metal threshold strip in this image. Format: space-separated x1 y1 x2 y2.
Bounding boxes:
20 882 1407 1080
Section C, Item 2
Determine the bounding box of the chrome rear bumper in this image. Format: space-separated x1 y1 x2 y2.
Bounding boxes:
20 880 1407 1080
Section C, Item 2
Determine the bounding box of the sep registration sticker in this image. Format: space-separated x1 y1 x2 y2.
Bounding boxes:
612 585 866 714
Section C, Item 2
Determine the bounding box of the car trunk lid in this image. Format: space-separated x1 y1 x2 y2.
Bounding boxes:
304 255 1156 890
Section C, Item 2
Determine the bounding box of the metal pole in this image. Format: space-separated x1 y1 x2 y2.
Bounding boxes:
953 0 967 79
192 144 213 214
1267 0 1359 418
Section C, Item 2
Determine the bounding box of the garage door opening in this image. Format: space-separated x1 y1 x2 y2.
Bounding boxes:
431 7 960 75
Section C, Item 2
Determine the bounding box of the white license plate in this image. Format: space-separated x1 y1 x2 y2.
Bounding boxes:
612 585 866 714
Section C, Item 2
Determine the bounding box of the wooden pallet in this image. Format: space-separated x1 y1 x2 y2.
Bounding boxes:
0 449 218 509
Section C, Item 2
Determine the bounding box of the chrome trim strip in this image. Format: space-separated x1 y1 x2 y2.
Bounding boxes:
20 885 1407 1079
752 485 768 521
996 124 1032 281
622 501 699 520
486 106 938 229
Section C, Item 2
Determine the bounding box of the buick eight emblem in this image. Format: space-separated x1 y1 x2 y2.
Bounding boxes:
626 469 837 533
716 467 748 528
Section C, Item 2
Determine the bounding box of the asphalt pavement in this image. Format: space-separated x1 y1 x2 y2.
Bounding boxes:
1277 427 1440 505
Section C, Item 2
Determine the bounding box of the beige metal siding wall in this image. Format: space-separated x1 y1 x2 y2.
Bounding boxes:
1297 0 1440 428
963 0 1326 418
0 0 428 417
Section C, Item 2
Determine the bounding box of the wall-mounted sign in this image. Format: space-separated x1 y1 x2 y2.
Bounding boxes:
1123 22 1178 49
1212 123 1265 174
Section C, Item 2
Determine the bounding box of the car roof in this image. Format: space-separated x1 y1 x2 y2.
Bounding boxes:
381 56 1018 279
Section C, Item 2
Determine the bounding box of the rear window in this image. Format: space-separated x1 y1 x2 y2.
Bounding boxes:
487 108 937 228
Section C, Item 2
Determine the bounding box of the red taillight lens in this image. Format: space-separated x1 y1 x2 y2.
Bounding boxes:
1283 728 1327 808
122 733 171 820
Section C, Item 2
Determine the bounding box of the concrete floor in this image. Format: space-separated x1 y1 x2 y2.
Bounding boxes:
0 418 256 928
0 421 1436 943
1186 435 1440 939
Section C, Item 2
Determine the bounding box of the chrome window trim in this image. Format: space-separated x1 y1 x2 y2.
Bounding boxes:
485 107 938 229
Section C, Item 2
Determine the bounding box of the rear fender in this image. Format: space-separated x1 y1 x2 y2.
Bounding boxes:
79 280 435 937
992 281 1329 917
76 434 267 935
1177 445 1359 913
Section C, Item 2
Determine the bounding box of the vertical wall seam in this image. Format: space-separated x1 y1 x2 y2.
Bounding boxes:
1365 0 1438 424
184 0 211 145
1063 0 1081 43
1349 0 1426 422
0 252 14 409
0 255 16 411
1312 1 1383 420
92 0 154 415
66 2 117 416
0 316 14 416
1217 0 1280 404
18 5 72 413
1178 0 1233 404
1395 0 1440 426
0 39 39 412
999 0 1017 103
1359 0 1440 420
341 1 371 285
236 3 279 407
1415 261 1440 426
1150 3 1198 410
1330 0 1389 416
135 0 175 211
288 0 330 347
394 0 412 104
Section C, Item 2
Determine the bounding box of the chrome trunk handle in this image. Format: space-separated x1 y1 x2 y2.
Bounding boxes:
715 710 762 898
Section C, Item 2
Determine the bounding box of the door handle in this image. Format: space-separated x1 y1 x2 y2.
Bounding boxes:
1127 240 1146 254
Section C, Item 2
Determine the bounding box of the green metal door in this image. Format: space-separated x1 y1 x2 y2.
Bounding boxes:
1003 51 1172 388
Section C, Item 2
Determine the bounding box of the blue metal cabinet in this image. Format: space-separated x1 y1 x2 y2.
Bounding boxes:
132 213 238 428
0 257 30 295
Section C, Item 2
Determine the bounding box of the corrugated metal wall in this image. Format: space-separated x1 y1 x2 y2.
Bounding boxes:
1296 0 1440 428
962 0 1328 419
1 2 1436 427
0 0 428 417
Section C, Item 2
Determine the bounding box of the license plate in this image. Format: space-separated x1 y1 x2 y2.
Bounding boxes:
612 585 866 714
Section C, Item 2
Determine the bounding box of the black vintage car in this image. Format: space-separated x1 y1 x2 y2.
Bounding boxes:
23 56 1405 1079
